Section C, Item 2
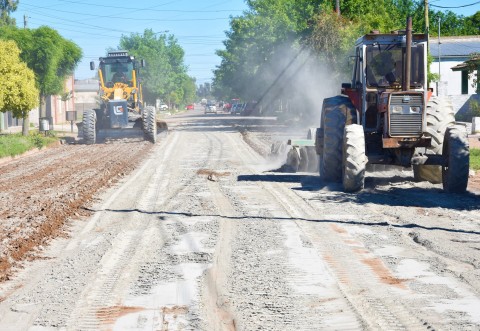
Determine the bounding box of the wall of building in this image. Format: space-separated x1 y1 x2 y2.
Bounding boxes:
429 57 477 96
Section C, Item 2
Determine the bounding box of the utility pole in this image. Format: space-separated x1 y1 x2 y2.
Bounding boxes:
437 17 442 96
425 0 429 49
23 14 28 29
438 17 441 79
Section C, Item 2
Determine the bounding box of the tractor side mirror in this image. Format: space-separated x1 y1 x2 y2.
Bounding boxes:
90 61 95 70
141 59 146 68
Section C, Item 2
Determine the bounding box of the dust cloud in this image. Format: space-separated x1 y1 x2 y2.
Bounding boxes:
255 43 343 130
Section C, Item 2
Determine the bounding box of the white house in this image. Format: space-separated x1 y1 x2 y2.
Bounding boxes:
429 35 480 117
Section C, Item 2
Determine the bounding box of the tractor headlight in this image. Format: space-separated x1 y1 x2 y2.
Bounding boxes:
391 105 403 113
410 106 421 113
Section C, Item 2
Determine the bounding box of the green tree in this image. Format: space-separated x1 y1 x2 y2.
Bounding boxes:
0 26 82 117
0 40 39 135
214 0 478 108
0 0 17 26
119 29 194 107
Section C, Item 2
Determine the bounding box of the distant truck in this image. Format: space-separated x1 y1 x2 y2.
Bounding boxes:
201 98 207 106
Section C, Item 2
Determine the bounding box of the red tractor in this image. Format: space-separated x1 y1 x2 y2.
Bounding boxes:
315 18 469 192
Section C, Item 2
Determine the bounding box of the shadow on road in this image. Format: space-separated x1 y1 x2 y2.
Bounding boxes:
237 173 480 211
82 207 480 236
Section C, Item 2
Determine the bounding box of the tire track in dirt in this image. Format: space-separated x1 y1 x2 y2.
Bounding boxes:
232 130 435 330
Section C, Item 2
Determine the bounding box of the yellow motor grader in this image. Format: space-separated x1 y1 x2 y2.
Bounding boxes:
82 51 159 144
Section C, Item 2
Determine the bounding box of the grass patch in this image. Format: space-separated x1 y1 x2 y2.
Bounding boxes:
0 132 57 159
471 148 480 171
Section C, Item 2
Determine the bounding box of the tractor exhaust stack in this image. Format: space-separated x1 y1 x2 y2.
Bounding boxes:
403 17 412 91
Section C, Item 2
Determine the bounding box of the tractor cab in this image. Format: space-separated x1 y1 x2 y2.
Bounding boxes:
340 29 432 172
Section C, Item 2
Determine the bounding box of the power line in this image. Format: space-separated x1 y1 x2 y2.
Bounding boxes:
430 1 480 9
53 0 242 13
23 3 230 22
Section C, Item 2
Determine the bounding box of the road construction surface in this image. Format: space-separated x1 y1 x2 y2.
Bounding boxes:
0 106 479 330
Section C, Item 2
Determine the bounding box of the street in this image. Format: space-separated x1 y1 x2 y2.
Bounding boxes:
0 106 479 330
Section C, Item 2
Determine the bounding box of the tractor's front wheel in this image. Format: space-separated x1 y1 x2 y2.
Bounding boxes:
342 124 366 192
82 109 96 145
442 126 469 193
143 106 157 143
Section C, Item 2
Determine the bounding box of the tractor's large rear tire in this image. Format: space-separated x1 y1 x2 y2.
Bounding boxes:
442 126 469 193
143 106 157 143
413 96 455 183
320 96 357 182
82 109 96 145
342 124 366 192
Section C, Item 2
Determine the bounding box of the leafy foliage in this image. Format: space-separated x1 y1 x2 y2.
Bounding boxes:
0 26 82 97
470 148 480 171
464 52 480 93
119 29 196 107
0 40 39 134
213 0 480 106
0 0 17 27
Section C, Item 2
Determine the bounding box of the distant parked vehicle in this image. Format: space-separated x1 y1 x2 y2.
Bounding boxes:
205 103 217 114
186 104 194 110
159 103 169 110
232 103 245 115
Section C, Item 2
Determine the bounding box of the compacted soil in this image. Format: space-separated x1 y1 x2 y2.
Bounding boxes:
0 109 479 330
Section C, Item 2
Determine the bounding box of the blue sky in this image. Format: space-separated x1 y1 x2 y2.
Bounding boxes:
9 0 479 85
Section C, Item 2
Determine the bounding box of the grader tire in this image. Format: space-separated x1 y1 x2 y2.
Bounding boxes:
307 128 316 140
271 141 288 156
298 147 309 172
306 147 318 172
342 124 366 192
82 109 96 145
413 96 455 183
143 106 157 143
286 147 300 172
320 96 357 182
442 126 469 193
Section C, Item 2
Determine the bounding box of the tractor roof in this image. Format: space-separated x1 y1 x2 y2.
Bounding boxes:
355 33 428 47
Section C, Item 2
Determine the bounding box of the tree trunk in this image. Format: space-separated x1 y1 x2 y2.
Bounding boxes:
22 111 29 136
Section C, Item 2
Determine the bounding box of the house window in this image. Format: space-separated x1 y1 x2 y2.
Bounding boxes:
461 70 468 94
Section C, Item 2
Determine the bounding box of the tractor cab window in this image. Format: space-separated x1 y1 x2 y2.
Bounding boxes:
365 43 425 89
102 62 134 86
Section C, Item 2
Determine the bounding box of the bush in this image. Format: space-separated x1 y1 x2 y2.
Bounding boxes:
0 132 57 158
470 99 480 118
471 148 480 171
456 98 480 122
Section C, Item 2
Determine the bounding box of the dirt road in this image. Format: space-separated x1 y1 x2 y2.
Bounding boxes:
0 107 479 330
